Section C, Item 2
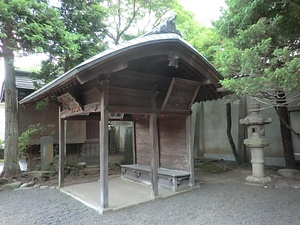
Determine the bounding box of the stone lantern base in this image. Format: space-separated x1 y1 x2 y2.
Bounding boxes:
245 175 273 184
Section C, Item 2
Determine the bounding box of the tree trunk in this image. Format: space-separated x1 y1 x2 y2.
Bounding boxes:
276 104 296 169
0 24 21 177
226 102 241 164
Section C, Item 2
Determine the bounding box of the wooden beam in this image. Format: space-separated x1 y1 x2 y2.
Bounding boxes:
61 111 89 118
61 102 101 118
114 69 172 83
61 100 156 118
160 109 191 114
161 78 175 111
64 115 100 121
186 114 195 187
76 60 127 84
99 83 109 208
150 90 159 197
109 106 156 114
58 105 65 188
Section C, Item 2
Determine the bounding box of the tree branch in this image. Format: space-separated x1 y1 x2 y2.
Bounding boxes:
104 29 117 44
118 2 139 39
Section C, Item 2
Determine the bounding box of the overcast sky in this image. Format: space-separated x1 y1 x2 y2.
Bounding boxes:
179 0 226 26
0 0 226 83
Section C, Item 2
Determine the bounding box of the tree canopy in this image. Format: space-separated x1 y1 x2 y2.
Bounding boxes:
215 0 300 105
0 0 65 177
34 0 107 84
214 0 300 168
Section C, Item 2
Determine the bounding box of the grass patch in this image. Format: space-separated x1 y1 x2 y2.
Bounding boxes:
0 159 4 163
195 162 230 174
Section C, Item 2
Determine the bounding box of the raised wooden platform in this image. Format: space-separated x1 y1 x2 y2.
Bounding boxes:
121 164 190 192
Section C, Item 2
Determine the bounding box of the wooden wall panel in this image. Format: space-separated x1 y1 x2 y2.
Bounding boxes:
86 120 99 139
135 119 151 166
19 103 86 145
135 115 188 171
19 103 59 144
66 120 86 143
158 115 188 171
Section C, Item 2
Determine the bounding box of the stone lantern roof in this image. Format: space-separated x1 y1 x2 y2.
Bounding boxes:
240 102 272 125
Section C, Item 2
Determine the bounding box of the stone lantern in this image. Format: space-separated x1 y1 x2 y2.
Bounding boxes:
240 102 272 183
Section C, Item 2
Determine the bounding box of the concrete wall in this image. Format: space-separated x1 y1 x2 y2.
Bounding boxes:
112 121 133 152
193 97 300 166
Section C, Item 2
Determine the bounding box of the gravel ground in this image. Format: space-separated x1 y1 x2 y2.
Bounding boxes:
0 181 299 225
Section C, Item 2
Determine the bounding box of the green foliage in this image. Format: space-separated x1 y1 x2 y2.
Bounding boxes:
214 0 300 168
194 161 230 174
32 0 107 84
35 100 49 111
171 2 225 67
0 0 65 56
214 0 300 102
18 124 55 157
64 162 85 176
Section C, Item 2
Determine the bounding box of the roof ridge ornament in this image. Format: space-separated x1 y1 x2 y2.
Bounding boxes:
143 15 182 37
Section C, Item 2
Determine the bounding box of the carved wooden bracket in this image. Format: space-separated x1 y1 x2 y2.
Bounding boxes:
57 92 83 113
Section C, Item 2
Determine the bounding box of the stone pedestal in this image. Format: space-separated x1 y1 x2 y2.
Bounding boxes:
40 136 54 170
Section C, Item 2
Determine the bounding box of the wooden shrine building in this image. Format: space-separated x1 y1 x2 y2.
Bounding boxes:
20 20 223 209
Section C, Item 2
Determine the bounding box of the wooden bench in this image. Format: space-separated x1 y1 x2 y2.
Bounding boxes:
121 164 190 192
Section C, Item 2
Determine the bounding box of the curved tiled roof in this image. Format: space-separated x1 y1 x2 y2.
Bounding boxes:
20 33 222 104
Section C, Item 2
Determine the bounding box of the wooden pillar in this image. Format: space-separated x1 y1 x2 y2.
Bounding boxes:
132 121 137 164
150 113 159 197
191 104 198 158
64 120 67 159
186 114 195 187
198 102 205 156
150 90 159 197
99 84 109 208
58 106 66 188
